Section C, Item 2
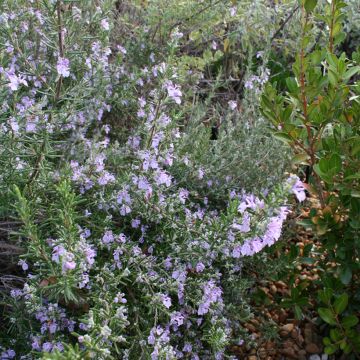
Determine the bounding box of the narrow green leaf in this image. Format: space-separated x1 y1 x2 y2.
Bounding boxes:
344 66 360 80
273 132 293 144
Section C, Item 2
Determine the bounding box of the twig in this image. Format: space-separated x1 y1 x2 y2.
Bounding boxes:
168 0 223 34
271 5 300 42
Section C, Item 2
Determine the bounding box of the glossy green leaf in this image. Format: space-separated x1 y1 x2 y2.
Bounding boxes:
304 0 318 12
330 328 342 342
324 344 338 355
286 77 299 93
318 307 337 325
333 293 348 314
342 315 359 329
339 267 352 285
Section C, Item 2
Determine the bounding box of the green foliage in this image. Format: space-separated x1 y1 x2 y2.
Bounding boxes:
318 289 360 355
261 0 360 356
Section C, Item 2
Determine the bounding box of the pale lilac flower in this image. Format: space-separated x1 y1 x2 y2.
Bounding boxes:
101 18 110 30
178 188 189 204
151 132 164 149
83 244 96 266
164 81 182 104
198 168 205 179
228 100 237 110
117 45 127 55
232 245 241 258
10 289 23 298
160 294 172 308
171 28 184 40
52 245 66 263
97 171 115 186
198 280 223 315
42 342 53 352
230 6 237 16
195 262 205 273
102 230 114 244
287 175 306 202
62 252 76 272
1 349 15 359
170 311 184 326
18 259 28 271
131 219 141 228
232 212 251 233
56 57 70 77
154 170 172 187
31 338 41 351
7 72 28 91
164 257 172 269
9 118 19 133
240 241 253 256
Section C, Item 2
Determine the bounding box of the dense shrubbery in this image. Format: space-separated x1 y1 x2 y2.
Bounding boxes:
262 0 360 356
0 0 359 359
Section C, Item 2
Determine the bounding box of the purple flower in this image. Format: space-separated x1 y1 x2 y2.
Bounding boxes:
97 171 115 186
164 81 182 104
195 262 205 273
56 57 70 78
54 342 64 352
198 280 223 315
164 257 172 269
232 212 251 233
1 349 16 359
52 245 66 263
178 189 189 204
228 100 237 110
198 168 205 179
101 18 110 30
62 253 76 272
131 218 141 228
42 342 53 352
239 240 254 257
151 132 164 149
148 328 156 345
160 294 172 308
6 71 28 91
83 244 96 266
154 170 172 187
287 175 306 202
183 343 192 353
170 311 184 326
49 322 58 334
102 230 114 244
18 259 28 271
31 337 41 351
230 6 237 16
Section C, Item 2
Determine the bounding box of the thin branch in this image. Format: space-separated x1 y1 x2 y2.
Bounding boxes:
271 5 300 42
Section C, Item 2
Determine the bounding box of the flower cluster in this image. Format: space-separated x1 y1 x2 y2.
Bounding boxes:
0 0 305 359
